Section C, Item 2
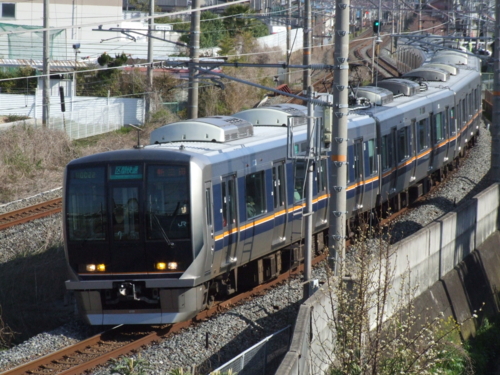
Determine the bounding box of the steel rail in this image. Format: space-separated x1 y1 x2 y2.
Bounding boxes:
0 198 62 231
1 252 327 375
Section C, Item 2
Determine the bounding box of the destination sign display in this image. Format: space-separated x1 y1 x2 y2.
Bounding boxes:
110 165 143 180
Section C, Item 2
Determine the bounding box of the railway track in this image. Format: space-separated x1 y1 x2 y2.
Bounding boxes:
2 252 327 375
288 26 401 105
0 198 62 231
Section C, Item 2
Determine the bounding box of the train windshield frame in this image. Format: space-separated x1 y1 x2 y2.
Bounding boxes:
65 162 191 243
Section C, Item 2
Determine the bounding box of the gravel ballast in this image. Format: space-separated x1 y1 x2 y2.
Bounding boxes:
0 122 493 374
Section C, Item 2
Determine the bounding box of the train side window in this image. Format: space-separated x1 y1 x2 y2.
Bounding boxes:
205 187 212 227
432 113 444 144
397 127 409 162
318 159 327 192
381 135 389 170
294 160 307 202
353 139 363 180
443 108 449 137
462 99 467 126
365 139 376 175
450 107 455 130
466 94 470 119
273 162 285 208
221 177 236 228
417 118 429 152
456 101 461 128
246 171 265 219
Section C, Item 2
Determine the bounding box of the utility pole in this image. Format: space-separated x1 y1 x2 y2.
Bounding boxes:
146 0 154 122
188 0 200 119
329 0 349 275
42 0 50 127
303 87 314 299
286 0 291 85
492 0 500 181
303 0 311 92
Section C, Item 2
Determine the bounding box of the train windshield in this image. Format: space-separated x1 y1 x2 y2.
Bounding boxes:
146 165 190 240
66 167 107 241
66 163 191 242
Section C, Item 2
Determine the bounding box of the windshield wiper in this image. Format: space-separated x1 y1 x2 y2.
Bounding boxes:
151 213 175 247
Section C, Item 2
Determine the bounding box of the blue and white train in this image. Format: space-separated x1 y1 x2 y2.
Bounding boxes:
63 49 482 325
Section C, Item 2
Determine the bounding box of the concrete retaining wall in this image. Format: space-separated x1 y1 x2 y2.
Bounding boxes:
276 183 500 374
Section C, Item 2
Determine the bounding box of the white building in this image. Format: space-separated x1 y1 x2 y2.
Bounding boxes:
0 0 182 61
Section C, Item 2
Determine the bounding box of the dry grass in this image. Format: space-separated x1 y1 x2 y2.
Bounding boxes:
0 110 181 203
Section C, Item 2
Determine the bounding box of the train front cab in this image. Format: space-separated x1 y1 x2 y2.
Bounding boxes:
64 152 208 325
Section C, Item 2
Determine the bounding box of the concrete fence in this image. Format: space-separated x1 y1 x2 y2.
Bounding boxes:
276 183 500 374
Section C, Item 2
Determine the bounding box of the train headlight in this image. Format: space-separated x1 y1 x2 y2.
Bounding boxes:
156 262 167 270
85 264 105 272
167 262 178 270
86 264 96 272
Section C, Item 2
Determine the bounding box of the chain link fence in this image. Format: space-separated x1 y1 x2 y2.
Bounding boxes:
49 102 124 140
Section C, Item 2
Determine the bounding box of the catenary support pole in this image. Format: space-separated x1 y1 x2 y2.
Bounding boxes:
492 0 500 181
329 0 349 274
302 0 311 92
304 87 314 299
146 0 154 121
43 0 50 127
188 0 201 119
286 0 292 85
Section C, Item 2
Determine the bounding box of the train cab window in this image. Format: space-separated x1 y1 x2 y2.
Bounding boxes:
397 127 409 163
112 187 140 241
66 167 107 241
417 118 429 152
365 139 377 175
146 165 190 240
294 160 307 202
432 113 445 144
246 171 265 219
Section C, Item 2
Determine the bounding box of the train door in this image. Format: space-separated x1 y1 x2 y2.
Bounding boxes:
448 106 458 160
203 182 215 274
353 138 364 211
272 161 286 247
221 175 238 268
379 127 397 202
315 158 328 229
414 117 430 182
395 123 412 192
291 160 306 243
109 182 143 271
388 127 397 195
361 138 377 212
